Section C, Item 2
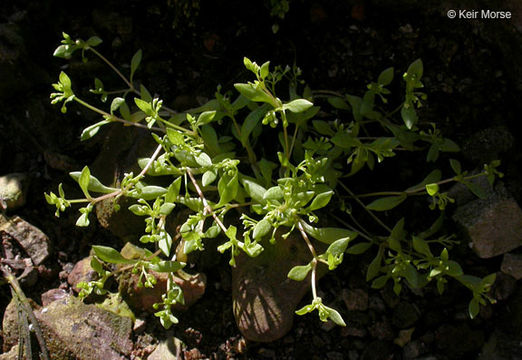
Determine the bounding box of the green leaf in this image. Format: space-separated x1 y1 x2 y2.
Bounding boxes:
366 194 407 211
158 232 173 257
257 158 277 187
327 97 350 110
134 98 152 115
93 245 136 264
295 303 315 316
407 59 423 79
283 99 313 113
301 222 358 245
86 36 103 47
371 275 389 289
378 67 394 86
234 83 274 105
407 169 442 192
439 138 460 152
240 177 267 203
404 263 421 288
253 218 271 240
76 212 90 227
167 128 184 145
445 260 463 277
259 61 270 79
218 172 239 205
78 166 91 198
195 152 212 167
326 237 351 258
165 177 182 202
140 186 168 200
140 84 152 102
240 104 270 144
426 183 439 196
130 49 142 80
197 111 216 126
312 120 335 136
263 186 284 201
388 218 405 252
308 191 333 211
366 246 383 281
287 263 312 281
159 202 176 216
110 97 125 114
324 305 346 327
69 171 118 193
449 159 461 175
412 236 433 257
401 105 417 129
149 260 184 273
202 170 218 187
468 297 480 319
80 119 112 141
464 181 487 199
346 242 372 255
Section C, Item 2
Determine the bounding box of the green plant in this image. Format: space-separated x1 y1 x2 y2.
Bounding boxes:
47 33 501 330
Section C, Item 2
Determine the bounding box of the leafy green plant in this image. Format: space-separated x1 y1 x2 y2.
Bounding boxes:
47 33 501 329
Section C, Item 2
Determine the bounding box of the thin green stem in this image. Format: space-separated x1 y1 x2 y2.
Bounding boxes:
88 47 134 90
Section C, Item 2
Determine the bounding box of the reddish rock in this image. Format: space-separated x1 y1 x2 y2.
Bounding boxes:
501 253 522 280
342 288 369 311
67 256 97 293
453 194 522 258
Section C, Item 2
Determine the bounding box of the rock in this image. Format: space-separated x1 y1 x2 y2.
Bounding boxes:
360 340 394 360
118 270 206 312
493 272 517 301
392 301 419 329
394 328 415 347
41 288 69 306
0 173 28 210
147 337 185 360
500 253 522 280
452 187 522 258
0 215 51 265
35 296 133 359
0 344 18 360
342 288 369 311
232 231 326 342
67 256 98 293
96 293 135 322
368 318 394 340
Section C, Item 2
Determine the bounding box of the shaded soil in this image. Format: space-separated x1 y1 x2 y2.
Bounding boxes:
2 0 522 359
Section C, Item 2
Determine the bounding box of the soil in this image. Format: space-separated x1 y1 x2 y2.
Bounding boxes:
2 0 522 359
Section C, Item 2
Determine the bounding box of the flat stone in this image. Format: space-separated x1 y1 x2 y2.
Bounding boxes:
148 337 185 360
500 253 522 280
118 270 206 313
232 231 326 342
0 215 50 265
453 191 522 258
35 296 133 360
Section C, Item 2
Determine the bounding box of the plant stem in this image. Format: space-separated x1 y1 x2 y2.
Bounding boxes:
298 220 318 299
89 47 134 90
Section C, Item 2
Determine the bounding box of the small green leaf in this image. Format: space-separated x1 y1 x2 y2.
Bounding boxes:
407 59 423 79
388 218 405 252
78 166 91 197
346 242 372 255
366 246 383 281
134 98 152 115
140 186 168 200
287 263 312 281
439 138 460 152
195 152 212 167
468 297 480 319
76 212 90 227
259 61 270 79
263 186 284 201
130 49 142 80
326 237 351 258
202 170 217 187
324 305 346 327
425 183 439 196
449 159 461 175
308 191 333 211
197 111 216 126
110 97 125 114
80 119 112 141
149 260 185 273
86 36 103 47
93 245 135 264
234 83 274 104
371 275 389 289
378 67 394 86
158 232 173 257
327 97 350 110
70 171 118 194
240 177 267 203
165 177 182 203
312 120 335 136
295 303 315 315
301 222 358 245
412 236 433 257
464 181 487 199
167 128 184 145
366 194 407 211
159 202 176 216
253 219 271 240
283 99 313 113
401 105 417 129
240 104 270 144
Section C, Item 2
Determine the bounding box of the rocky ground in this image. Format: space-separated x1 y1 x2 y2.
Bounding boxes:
2 0 522 359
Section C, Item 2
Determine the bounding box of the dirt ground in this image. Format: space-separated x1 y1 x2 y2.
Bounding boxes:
2 1 522 359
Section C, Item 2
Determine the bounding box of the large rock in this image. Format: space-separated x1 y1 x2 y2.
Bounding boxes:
501 253 522 280
452 185 522 258
0 173 28 210
2 294 133 360
0 215 50 265
232 231 326 342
